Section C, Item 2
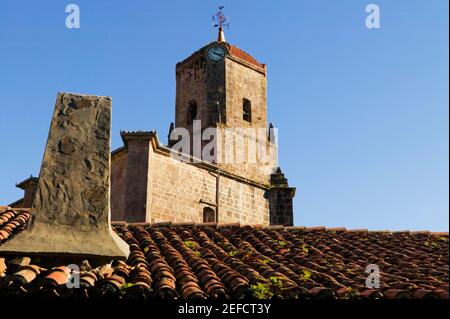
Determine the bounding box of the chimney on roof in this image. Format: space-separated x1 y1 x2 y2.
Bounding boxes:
217 27 226 43
268 167 296 226
15 176 38 208
0 92 130 263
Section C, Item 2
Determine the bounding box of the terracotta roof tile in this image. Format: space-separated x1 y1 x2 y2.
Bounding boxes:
0 208 448 299
0 207 31 243
228 45 265 68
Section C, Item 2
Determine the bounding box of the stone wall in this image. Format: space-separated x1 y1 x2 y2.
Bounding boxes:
146 139 270 225
224 57 267 129
111 134 270 226
175 50 223 133
215 124 277 185
110 149 127 221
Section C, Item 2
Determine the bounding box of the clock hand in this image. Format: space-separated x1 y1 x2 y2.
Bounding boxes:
213 52 223 57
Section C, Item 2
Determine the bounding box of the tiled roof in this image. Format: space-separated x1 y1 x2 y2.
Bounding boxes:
228 45 265 68
0 207 31 243
0 207 448 299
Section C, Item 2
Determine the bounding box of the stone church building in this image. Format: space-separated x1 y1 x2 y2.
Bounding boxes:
11 29 296 226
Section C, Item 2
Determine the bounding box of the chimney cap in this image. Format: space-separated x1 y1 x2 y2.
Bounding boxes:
15 175 39 190
120 130 155 147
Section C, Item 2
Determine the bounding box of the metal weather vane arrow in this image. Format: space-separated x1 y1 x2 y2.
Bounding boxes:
212 5 230 29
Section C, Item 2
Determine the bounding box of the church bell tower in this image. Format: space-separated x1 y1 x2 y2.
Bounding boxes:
172 25 277 185
169 8 295 225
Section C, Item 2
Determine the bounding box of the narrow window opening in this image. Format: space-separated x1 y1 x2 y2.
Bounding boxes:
243 98 252 123
187 100 198 125
203 207 216 223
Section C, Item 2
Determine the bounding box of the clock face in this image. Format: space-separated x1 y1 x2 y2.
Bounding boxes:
207 46 226 62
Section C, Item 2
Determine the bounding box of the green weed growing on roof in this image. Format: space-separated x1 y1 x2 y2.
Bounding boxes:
260 258 271 264
120 283 136 295
274 240 286 247
228 249 237 257
299 269 311 282
184 240 197 250
341 287 359 299
424 240 440 248
250 282 273 299
268 276 284 288
300 243 309 254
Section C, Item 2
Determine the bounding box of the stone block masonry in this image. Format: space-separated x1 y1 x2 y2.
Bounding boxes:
111 132 270 226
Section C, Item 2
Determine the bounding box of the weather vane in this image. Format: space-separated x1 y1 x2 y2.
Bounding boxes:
212 6 230 29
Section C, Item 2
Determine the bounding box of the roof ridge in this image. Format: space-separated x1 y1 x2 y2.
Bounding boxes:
6 211 450 235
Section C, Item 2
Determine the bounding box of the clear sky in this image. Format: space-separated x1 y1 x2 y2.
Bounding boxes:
0 0 448 231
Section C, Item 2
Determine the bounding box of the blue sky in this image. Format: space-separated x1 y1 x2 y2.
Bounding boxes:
0 0 448 231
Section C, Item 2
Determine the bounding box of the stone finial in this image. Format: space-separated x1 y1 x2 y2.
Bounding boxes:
268 167 295 226
268 123 275 143
168 122 175 146
270 167 289 187
0 92 130 262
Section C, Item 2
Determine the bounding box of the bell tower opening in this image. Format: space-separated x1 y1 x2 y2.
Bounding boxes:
187 100 198 126
243 98 252 123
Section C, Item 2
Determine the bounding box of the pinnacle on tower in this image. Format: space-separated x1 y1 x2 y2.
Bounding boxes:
217 27 226 43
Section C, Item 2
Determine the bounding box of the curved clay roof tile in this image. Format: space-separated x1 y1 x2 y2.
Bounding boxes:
228 45 265 68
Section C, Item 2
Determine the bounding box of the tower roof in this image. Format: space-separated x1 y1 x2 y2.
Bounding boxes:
227 44 265 68
176 42 265 70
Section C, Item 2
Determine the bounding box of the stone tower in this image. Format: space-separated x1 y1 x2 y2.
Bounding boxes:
173 29 277 185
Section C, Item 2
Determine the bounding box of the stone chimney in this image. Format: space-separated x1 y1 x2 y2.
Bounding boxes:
119 131 152 223
15 176 39 208
268 167 296 226
0 92 130 262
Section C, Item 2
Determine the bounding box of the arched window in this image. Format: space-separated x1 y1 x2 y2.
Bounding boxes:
243 98 252 123
187 100 198 125
203 207 216 223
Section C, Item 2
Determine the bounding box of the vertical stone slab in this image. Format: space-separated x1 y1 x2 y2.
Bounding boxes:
0 92 129 260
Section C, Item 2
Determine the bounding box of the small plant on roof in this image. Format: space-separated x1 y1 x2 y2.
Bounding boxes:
250 282 273 299
275 240 286 247
346 266 359 273
184 240 197 249
120 283 136 295
424 240 439 248
268 276 284 288
300 243 309 254
299 269 311 282
341 287 360 299
228 249 238 257
260 258 271 264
